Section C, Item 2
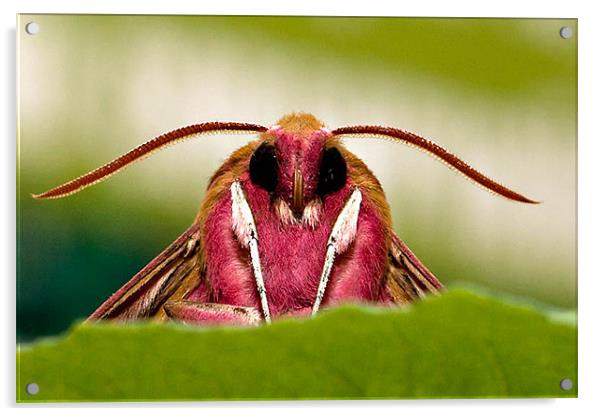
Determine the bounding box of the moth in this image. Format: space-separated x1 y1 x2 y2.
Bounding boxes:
34 113 537 326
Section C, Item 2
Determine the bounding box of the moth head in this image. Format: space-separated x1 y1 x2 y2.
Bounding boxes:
249 113 348 218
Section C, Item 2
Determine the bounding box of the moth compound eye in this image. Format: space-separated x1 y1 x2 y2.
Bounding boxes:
318 147 347 197
249 142 278 193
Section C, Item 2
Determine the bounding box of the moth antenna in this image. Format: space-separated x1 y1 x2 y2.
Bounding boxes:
32 122 268 199
332 125 539 204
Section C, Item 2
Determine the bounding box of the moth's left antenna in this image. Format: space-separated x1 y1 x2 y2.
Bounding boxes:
33 122 267 199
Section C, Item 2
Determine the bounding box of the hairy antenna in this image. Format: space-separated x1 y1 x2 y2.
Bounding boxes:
33 122 268 199
332 125 539 204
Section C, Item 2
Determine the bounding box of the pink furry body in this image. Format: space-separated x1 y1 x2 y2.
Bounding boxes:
189 127 391 317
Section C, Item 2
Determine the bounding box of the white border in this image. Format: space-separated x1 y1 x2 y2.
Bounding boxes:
3 1 600 415
2 0 585 17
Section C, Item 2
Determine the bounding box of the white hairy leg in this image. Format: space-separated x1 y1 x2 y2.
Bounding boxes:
312 188 362 315
230 181 272 323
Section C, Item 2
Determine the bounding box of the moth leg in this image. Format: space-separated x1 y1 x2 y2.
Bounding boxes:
312 188 362 315
163 300 261 326
317 190 390 309
230 181 272 323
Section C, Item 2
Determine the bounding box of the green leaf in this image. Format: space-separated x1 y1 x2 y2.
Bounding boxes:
17 290 576 401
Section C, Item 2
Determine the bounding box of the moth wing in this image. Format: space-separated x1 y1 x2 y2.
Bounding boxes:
385 232 444 304
88 222 203 321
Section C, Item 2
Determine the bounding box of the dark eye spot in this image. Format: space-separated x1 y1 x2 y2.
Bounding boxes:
318 147 347 197
249 142 278 192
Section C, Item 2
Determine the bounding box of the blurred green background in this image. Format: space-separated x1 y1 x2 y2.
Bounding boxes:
17 15 576 342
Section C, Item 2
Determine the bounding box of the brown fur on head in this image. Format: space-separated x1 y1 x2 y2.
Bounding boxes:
277 113 325 135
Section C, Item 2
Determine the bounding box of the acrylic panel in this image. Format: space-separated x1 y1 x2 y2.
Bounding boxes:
16 14 577 401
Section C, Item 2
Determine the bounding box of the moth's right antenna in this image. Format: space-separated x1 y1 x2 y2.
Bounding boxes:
332 125 539 204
